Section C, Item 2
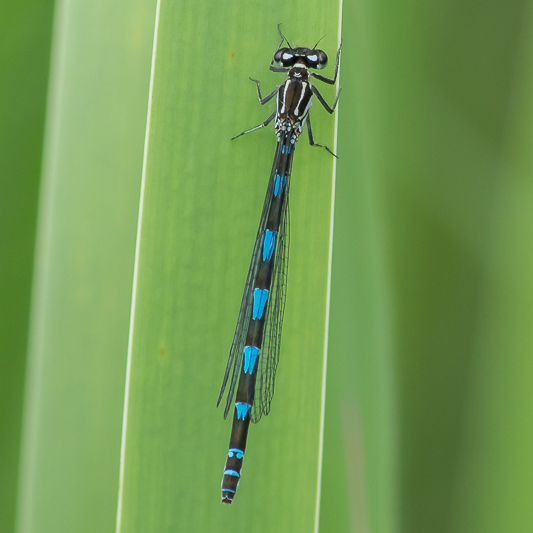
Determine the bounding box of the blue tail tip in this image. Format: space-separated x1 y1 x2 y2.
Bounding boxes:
222 491 235 504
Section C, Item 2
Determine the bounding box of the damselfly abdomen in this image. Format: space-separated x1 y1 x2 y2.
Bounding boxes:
217 25 342 504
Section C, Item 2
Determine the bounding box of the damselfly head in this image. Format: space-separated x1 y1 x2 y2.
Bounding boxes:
273 47 328 70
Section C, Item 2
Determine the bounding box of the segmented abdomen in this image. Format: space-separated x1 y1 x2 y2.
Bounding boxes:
221 135 294 504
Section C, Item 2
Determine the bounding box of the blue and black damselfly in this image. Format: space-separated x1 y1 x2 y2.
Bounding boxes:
217 25 342 504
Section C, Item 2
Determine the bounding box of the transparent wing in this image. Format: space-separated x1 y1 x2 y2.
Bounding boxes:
217 146 281 420
251 186 290 423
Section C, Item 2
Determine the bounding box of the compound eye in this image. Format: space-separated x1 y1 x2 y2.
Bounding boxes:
273 48 294 67
305 53 319 68
315 50 328 69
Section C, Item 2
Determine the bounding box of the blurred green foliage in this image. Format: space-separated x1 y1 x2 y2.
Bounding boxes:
0 1 54 532
10 1 156 532
323 0 533 532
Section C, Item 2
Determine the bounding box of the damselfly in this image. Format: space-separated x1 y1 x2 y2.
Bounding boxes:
217 25 342 504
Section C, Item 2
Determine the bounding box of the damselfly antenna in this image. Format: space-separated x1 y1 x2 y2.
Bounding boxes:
276 23 292 49
312 34 326 50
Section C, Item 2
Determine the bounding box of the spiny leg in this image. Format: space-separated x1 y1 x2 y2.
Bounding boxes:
311 85 342 114
311 39 343 85
231 111 276 141
306 115 337 158
249 78 278 105
276 23 292 48
269 24 290 74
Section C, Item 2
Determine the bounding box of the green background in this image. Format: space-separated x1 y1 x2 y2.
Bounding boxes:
1 0 532 532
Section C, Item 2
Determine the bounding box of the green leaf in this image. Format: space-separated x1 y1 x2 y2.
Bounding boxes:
0 1 54 531
116 4 342 532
